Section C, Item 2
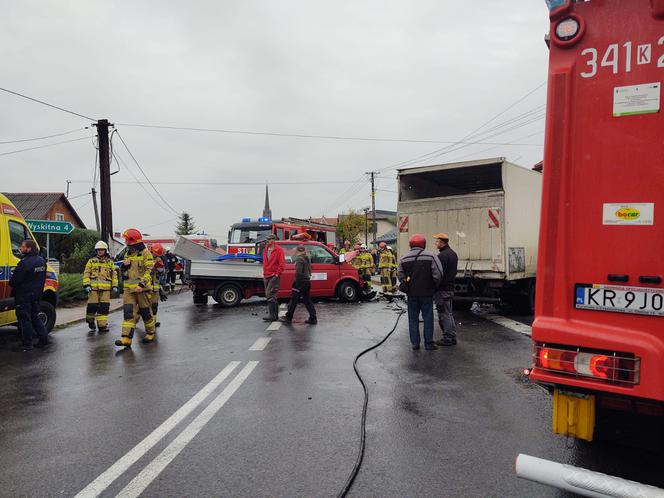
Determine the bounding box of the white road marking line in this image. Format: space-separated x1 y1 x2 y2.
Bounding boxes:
249 337 271 351
278 309 286 318
279 303 287 309
483 314 532 336
266 321 282 331
117 362 259 498
74 361 241 498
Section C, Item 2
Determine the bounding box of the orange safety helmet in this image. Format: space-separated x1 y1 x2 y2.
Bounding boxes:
150 243 164 257
409 234 426 249
122 228 143 245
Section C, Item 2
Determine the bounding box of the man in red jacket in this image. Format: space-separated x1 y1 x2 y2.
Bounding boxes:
262 234 285 321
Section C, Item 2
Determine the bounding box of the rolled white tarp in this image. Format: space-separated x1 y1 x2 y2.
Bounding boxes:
515 454 664 498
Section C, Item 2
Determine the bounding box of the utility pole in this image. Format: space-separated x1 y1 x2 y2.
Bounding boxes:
65 180 71 198
91 187 101 233
363 207 369 245
367 171 378 245
96 119 113 245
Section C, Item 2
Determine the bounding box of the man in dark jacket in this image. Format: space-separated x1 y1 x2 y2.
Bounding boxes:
433 233 459 346
164 248 178 292
282 245 317 324
9 239 50 352
398 234 443 351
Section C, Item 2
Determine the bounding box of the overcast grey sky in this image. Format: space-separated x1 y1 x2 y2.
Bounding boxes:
1 1 550 241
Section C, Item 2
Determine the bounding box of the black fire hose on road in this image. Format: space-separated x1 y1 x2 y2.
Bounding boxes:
337 302 407 498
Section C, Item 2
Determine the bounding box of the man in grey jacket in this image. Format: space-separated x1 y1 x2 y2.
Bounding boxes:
398 234 443 350
282 245 317 324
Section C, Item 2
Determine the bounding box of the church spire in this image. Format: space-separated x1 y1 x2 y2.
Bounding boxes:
262 184 272 219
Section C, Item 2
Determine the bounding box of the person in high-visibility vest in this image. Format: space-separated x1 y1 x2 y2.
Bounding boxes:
358 244 375 288
115 228 156 347
377 242 393 293
149 243 168 328
387 246 398 290
339 240 352 254
82 241 118 333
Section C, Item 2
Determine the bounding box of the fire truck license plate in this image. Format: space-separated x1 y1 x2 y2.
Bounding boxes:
575 284 664 317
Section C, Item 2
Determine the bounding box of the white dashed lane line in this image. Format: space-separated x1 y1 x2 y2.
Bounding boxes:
266 321 282 332
249 337 271 351
483 314 532 336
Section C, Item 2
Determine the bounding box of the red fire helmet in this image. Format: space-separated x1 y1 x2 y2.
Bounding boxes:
122 228 143 245
409 234 426 249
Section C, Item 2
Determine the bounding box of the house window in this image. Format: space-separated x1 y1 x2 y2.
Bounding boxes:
55 213 65 221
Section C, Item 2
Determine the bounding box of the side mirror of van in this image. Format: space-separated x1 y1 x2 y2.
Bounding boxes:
336 253 346 264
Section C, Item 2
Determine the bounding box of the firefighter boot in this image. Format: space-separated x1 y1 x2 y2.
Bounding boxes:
139 307 156 344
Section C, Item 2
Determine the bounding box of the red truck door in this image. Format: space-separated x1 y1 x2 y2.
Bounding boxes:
532 0 664 404
304 244 338 296
276 243 298 299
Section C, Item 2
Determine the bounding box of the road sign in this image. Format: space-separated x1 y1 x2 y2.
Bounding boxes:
26 219 75 235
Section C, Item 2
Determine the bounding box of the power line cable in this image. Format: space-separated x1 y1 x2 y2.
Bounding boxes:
0 136 89 157
0 127 88 145
0 86 96 121
379 111 545 174
68 179 362 186
414 114 545 166
112 150 177 217
376 82 546 173
446 130 545 163
114 130 180 216
113 122 542 145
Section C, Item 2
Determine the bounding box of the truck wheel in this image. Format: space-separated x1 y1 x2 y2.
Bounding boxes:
39 301 56 333
515 281 536 315
338 281 359 303
214 284 243 307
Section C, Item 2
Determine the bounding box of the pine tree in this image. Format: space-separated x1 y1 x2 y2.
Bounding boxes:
175 212 197 235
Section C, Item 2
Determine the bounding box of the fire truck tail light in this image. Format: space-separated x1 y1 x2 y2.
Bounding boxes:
535 345 639 385
555 18 579 40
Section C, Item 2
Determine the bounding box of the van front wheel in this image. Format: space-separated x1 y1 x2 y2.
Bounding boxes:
39 301 56 333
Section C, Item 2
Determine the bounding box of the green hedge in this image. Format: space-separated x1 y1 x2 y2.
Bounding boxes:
57 273 87 305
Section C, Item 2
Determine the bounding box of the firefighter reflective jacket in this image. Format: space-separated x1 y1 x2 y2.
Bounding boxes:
378 250 392 269
123 245 154 292
359 252 375 271
83 256 118 291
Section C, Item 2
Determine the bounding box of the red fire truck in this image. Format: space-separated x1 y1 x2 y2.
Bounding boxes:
227 217 336 254
530 0 664 443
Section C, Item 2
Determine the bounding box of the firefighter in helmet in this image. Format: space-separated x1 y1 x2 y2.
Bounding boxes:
82 241 118 332
339 240 352 254
149 243 168 327
387 246 398 289
351 243 363 275
115 228 156 347
377 241 393 294
358 244 374 288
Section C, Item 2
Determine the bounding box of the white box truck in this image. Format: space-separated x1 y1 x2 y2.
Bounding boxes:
397 157 542 313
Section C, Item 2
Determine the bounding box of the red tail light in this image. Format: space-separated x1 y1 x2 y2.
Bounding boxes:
535 345 639 385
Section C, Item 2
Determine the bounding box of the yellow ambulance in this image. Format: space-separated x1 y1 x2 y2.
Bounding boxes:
0 193 58 331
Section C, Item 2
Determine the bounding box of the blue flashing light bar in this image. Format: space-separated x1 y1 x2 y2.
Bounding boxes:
258 217 271 223
545 0 566 10
241 218 251 223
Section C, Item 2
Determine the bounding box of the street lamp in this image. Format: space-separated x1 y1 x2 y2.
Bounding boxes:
362 207 369 246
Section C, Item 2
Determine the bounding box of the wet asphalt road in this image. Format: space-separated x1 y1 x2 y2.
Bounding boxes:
0 292 662 497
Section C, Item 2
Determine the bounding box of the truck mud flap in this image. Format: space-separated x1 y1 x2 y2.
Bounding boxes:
553 388 595 442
